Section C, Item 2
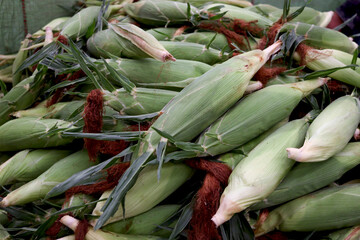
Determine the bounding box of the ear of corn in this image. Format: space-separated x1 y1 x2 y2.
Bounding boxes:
103 88 178 115
327 225 360 240
12 101 74 119
212 117 309 227
0 149 72 185
0 118 75 152
293 48 360 88
0 73 46 125
61 6 113 40
61 215 162 240
198 79 326 156
124 0 198 26
109 23 175 62
203 3 273 35
102 205 180 236
254 184 360 236
12 39 30 86
324 49 360 75
252 142 360 210
92 163 193 226
0 150 94 207
98 58 211 89
280 22 358 53
159 41 230 65
287 96 360 162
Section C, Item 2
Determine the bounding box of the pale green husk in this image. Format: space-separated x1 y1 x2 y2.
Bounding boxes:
327 225 360 240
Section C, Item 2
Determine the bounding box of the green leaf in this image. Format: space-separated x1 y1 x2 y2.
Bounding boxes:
304 94 320 110
15 42 59 73
286 0 312 22
282 0 291 22
174 141 204 152
220 213 254 240
163 151 198 162
156 138 167 181
45 77 88 93
282 65 305 74
61 131 142 141
102 58 136 93
95 150 153 230
301 64 358 80
152 127 176 143
112 112 160 121
351 48 359 70
168 200 194 240
46 147 133 198
334 13 357 31
0 80 7 95
205 32 218 50
85 19 97 39
209 11 227 20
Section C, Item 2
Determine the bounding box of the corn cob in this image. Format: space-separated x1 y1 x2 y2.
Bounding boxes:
96 42 281 229
0 150 94 207
279 22 358 53
146 28 178 40
124 0 197 26
198 79 326 156
173 32 232 52
159 41 230 64
97 58 211 89
60 215 162 240
212 117 309 227
92 163 193 225
0 118 75 152
293 47 360 88
0 149 71 186
327 225 360 240
102 205 180 236
287 96 360 162
255 184 360 236
252 142 360 210
203 3 273 34
0 73 47 125
103 88 178 115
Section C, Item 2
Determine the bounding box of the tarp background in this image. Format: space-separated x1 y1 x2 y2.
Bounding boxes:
0 0 78 54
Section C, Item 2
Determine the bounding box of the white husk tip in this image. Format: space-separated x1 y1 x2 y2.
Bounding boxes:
211 213 229 228
245 81 263 94
0 198 9 207
286 147 304 162
354 128 360 141
163 53 176 62
263 40 282 58
60 215 79 231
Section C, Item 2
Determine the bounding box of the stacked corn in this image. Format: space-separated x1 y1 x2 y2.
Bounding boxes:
0 0 359 239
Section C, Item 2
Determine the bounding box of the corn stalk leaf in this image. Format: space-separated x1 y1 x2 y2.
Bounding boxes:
156 138 167 181
112 112 160 121
95 150 153 230
0 80 7 95
102 58 136 93
301 64 359 80
168 200 194 240
220 213 254 240
334 13 357 31
352 48 359 70
282 65 305 74
61 131 142 141
282 0 291 22
45 77 88 93
163 151 198 162
15 42 59 73
286 0 311 22
46 147 134 198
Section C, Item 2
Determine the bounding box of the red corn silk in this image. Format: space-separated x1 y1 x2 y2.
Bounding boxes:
46 213 73 238
253 66 287 85
185 159 232 240
257 19 283 50
256 231 288 240
75 219 89 240
83 89 104 161
65 162 130 201
57 35 69 45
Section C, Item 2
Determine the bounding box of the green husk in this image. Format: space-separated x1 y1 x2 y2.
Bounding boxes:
0 224 10 240
12 39 30 86
212 117 309 227
60 6 113 40
327 225 360 240
173 32 232 52
280 22 358 53
103 88 177 115
265 74 298 86
252 142 360 210
0 66 12 83
102 205 180 236
12 101 74 119
255 184 360 236
62 194 97 218
124 0 197 26
287 96 360 162
0 72 47 126
61 215 162 240
159 41 229 65
92 163 193 226
198 79 326 156
0 149 72 186
0 150 94 207
98 58 211 89
146 28 178 40
0 118 75 152
325 49 360 75
175 0 252 7
32 17 70 36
